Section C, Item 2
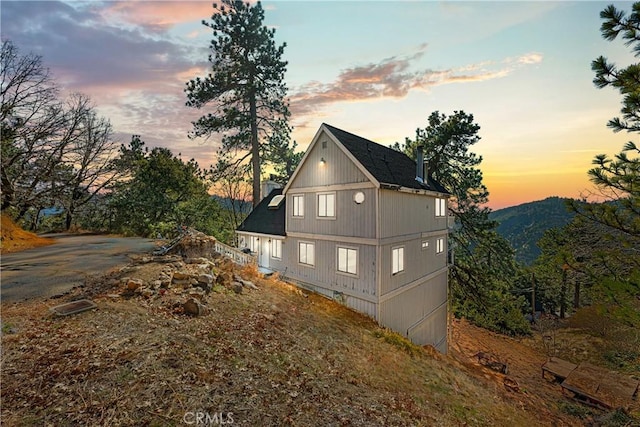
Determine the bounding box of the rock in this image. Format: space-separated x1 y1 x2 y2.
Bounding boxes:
183 298 208 316
141 288 154 298
234 274 258 290
151 280 162 289
172 271 190 280
188 289 205 301
232 282 243 294
216 272 232 286
185 257 210 265
193 281 212 293
127 278 144 291
197 273 213 284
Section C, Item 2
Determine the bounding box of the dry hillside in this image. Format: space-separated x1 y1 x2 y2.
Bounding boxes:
0 213 54 254
0 230 637 426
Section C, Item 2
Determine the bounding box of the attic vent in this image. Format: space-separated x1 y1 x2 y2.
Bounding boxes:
268 195 285 209
322 141 327 149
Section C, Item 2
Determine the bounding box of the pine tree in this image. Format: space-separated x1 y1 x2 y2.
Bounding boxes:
185 0 290 207
397 111 529 335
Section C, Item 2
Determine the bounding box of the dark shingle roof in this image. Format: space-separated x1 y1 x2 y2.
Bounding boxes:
323 123 448 194
236 188 285 236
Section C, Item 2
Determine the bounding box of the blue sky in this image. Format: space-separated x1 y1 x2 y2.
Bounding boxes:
1 1 635 208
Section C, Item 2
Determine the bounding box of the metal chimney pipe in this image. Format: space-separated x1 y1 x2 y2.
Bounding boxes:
416 146 424 181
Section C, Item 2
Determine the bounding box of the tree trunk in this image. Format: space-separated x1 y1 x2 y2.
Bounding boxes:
573 282 580 310
249 93 260 207
560 268 567 319
65 210 73 231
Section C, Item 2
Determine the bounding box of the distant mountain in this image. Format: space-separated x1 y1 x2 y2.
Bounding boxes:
490 197 575 265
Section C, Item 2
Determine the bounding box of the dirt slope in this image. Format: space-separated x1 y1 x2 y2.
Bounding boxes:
0 213 54 254
1 234 637 426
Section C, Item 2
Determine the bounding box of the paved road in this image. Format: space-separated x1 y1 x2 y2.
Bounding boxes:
1 234 157 302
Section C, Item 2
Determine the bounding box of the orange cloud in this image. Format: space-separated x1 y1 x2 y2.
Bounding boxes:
290 51 541 118
101 1 215 30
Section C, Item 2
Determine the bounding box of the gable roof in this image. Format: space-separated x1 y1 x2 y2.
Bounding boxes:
322 124 448 193
236 188 285 236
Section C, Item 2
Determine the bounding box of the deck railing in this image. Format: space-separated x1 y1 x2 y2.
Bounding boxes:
214 240 257 266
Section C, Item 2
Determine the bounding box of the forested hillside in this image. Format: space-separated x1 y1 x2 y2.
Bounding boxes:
490 197 574 265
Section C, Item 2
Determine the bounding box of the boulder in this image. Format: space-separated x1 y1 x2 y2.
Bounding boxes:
183 298 208 316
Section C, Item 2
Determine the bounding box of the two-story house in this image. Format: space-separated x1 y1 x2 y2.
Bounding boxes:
236 123 450 352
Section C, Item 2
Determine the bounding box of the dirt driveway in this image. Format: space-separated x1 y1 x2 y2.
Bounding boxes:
1 234 157 302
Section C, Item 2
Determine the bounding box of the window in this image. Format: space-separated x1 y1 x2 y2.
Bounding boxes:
392 246 404 275
298 242 315 266
436 238 445 254
268 195 285 209
435 198 446 217
292 194 304 217
337 247 357 275
317 193 335 217
271 239 282 259
250 236 259 252
421 240 429 250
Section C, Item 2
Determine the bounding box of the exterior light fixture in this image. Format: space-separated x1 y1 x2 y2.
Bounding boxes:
320 157 326 165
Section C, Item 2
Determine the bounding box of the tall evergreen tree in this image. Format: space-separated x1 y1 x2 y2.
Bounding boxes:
397 111 529 335
185 0 290 207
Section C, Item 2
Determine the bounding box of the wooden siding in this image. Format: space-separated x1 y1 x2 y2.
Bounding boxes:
282 237 378 301
379 272 447 347
286 188 376 238
379 189 448 238
287 130 370 189
407 303 448 352
380 236 448 295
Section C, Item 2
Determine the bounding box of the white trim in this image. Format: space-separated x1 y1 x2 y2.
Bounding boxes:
316 191 336 219
336 245 358 277
271 239 282 260
236 231 285 240
287 231 377 246
391 245 405 275
298 240 315 267
292 194 304 218
287 182 375 194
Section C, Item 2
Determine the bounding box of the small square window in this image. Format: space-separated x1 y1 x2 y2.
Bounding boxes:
421 240 429 250
318 193 335 218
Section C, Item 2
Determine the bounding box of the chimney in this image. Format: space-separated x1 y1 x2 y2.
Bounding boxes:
416 146 424 182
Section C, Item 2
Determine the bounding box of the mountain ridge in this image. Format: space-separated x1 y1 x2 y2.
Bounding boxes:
490 196 575 265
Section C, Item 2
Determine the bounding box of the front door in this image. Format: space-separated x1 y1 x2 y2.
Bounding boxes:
259 238 270 267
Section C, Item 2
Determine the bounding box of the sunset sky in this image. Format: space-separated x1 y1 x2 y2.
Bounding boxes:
1 1 636 209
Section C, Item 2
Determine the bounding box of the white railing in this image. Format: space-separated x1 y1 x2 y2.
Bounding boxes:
214 240 257 266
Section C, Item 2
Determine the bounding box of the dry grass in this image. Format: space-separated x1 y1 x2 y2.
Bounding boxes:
0 213 54 254
2 236 634 426
0 258 554 427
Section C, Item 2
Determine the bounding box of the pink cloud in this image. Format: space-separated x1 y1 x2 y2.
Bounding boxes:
289 51 542 119
101 1 216 31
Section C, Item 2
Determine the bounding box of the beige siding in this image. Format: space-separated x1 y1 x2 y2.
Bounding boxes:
287 130 369 189
282 237 377 300
286 188 376 238
379 190 448 238
380 236 447 295
379 272 448 347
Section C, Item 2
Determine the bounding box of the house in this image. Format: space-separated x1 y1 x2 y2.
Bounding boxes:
236 123 450 352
